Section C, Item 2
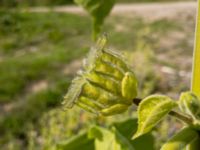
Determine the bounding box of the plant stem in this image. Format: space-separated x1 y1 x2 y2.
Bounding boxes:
168 111 192 125
133 98 193 125
191 0 200 97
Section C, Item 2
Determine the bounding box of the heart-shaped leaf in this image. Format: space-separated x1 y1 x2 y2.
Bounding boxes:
132 95 177 139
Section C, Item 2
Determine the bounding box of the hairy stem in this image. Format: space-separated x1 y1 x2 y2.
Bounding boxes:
133 98 193 125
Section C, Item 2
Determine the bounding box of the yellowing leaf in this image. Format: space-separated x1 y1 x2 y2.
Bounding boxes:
161 127 199 150
132 95 177 139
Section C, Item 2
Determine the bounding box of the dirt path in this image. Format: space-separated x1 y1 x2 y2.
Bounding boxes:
25 2 197 20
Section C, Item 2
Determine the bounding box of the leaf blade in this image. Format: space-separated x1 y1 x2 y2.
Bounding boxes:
132 95 177 139
161 127 199 150
88 126 135 150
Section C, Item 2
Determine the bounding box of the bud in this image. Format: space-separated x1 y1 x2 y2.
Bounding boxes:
179 91 200 120
62 36 138 116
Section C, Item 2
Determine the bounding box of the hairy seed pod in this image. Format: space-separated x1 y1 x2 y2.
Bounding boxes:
62 36 138 116
101 50 129 73
81 81 126 106
62 77 86 108
121 72 138 101
78 96 104 110
100 104 129 116
94 59 124 80
179 91 200 120
84 71 121 95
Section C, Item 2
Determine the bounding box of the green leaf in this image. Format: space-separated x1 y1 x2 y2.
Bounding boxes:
186 135 200 150
74 0 115 40
179 91 200 120
57 131 94 150
192 0 200 97
161 127 199 150
113 118 156 150
132 95 177 139
88 126 134 150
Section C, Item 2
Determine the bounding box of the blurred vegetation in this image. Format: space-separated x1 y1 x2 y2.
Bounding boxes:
0 0 196 8
0 11 91 148
0 3 195 149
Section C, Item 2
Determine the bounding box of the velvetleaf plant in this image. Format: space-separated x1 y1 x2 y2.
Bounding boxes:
63 35 200 149
62 0 200 149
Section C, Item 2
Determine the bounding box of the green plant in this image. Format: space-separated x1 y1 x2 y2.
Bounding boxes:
62 0 200 149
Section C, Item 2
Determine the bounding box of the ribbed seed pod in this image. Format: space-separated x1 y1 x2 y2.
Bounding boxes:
62 36 138 116
121 72 138 101
101 50 129 73
84 71 121 95
100 104 129 116
81 81 125 106
93 59 124 80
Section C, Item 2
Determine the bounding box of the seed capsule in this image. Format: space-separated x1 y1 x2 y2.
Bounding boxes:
100 104 129 116
81 81 125 106
121 72 138 101
62 36 138 116
93 59 124 80
84 71 121 95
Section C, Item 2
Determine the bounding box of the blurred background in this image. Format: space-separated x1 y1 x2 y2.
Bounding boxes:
0 0 197 149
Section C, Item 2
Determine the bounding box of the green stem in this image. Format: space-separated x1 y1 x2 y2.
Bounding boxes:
191 0 200 97
168 111 192 125
92 17 102 41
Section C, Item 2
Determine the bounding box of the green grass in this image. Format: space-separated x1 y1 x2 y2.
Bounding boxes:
0 11 90 103
0 0 195 8
0 11 91 146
